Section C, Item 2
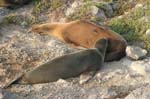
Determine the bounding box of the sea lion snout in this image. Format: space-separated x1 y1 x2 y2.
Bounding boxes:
30 25 46 35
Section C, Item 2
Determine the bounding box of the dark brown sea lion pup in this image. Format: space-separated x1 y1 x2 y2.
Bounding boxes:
5 38 108 86
0 0 32 9
31 20 127 62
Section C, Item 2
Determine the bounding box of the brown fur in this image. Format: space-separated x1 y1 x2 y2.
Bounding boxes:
31 20 127 62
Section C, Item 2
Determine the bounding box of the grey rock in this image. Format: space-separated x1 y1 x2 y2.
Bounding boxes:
91 6 107 21
91 6 99 15
0 88 24 99
0 8 10 16
65 1 82 16
65 7 75 16
126 46 147 60
129 61 150 75
111 1 120 10
101 3 114 17
8 83 119 99
0 13 37 27
125 84 150 99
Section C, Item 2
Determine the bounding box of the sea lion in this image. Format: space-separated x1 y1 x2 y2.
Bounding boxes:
0 0 32 9
5 38 108 86
31 20 127 62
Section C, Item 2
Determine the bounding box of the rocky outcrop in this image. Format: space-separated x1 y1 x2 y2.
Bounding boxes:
0 88 24 99
0 0 150 99
125 84 150 99
129 60 150 75
126 46 147 60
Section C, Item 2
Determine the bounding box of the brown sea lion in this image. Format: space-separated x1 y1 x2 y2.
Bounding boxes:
31 20 127 62
5 38 108 86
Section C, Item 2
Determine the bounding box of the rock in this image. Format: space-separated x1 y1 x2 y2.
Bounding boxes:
145 29 150 36
0 88 24 99
125 84 150 99
65 1 82 16
129 61 150 75
91 6 107 21
1 13 37 27
101 3 114 17
65 7 75 16
0 8 10 16
56 79 68 85
79 72 94 84
91 6 99 15
126 46 147 60
111 1 120 11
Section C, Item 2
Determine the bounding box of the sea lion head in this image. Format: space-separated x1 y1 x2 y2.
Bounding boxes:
95 38 108 59
30 23 58 35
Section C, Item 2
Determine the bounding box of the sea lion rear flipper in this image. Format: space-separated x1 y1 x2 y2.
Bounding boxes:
3 73 24 89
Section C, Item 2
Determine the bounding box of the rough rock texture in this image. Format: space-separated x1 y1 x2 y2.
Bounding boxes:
91 6 107 22
129 60 150 75
0 1 150 99
0 88 24 99
65 1 82 16
126 46 147 60
125 84 150 99
0 25 78 88
100 3 114 18
0 57 147 99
